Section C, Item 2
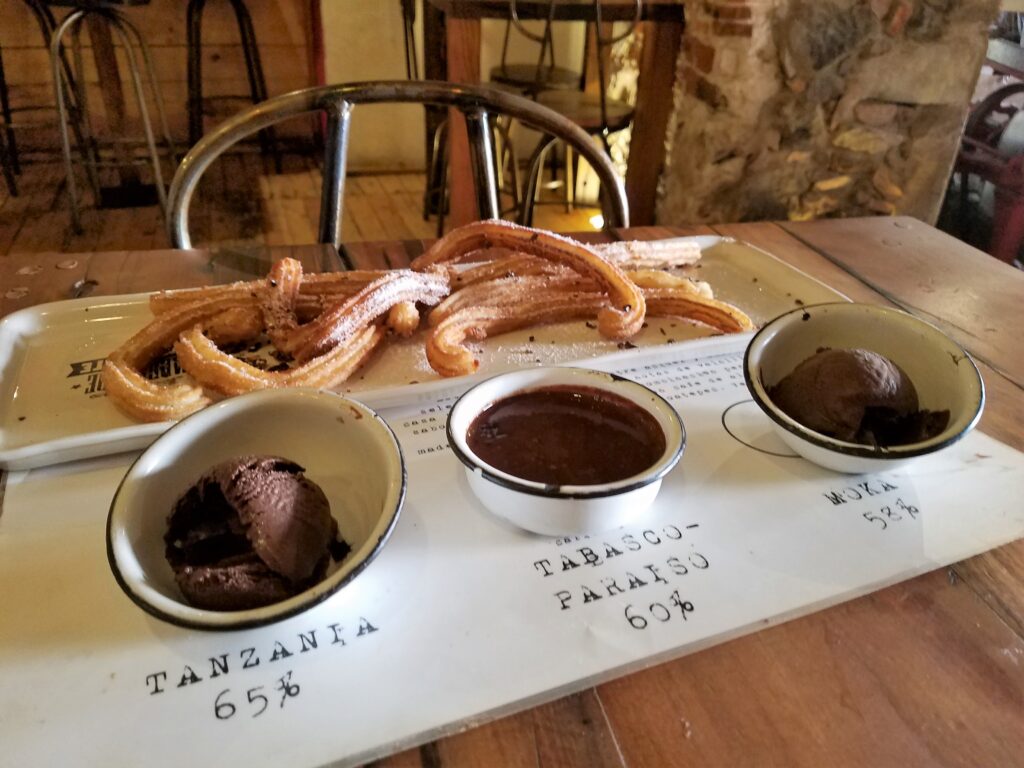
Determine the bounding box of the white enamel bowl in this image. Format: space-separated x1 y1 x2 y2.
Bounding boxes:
744 303 984 474
446 367 685 536
107 389 405 631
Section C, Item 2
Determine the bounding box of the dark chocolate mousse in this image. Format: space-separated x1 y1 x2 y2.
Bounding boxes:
165 456 348 611
768 348 950 447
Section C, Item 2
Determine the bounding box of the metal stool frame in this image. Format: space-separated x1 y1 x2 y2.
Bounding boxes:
187 0 281 171
520 0 641 226
168 80 629 252
51 5 176 231
0 0 94 196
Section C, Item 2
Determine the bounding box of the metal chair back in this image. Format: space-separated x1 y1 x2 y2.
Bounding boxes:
168 80 629 250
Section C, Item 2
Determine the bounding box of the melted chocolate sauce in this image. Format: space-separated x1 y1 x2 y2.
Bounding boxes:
466 385 666 486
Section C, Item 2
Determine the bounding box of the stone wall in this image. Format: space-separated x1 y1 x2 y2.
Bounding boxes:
657 0 1000 225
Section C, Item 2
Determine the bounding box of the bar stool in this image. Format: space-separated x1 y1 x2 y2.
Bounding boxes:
521 0 641 226
0 0 93 196
187 0 281 171
49 0 176 231
489 0 582 96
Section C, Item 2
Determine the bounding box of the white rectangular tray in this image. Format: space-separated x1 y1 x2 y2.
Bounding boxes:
0 238 843 469
2 335 1023 768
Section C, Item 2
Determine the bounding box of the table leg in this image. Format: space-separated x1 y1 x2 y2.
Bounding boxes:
625 20 683 226
446 17 481 228
422 3 446 163
86 15 141 187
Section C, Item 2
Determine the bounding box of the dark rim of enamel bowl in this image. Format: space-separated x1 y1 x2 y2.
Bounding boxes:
742 303 986 461
445 370 686 499
106 391 407 632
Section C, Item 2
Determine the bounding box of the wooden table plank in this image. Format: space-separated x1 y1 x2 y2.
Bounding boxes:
780 217 1024 386
597 568 1024 768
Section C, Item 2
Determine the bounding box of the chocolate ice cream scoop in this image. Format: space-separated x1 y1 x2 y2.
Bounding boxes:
769 348 922 445
165 456 346 611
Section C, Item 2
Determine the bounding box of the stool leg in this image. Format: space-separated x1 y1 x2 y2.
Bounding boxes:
187 0 206 148
564 144 573 213
26 0 95 184
493 116 520 216
119 14 178 164
70 24 102 201
521 135 557 228
436 129 450 237
0 43 18 195
51 11 87 232
231 0 282 172
106 14 168 214
425 119 447 220
0 42 20 185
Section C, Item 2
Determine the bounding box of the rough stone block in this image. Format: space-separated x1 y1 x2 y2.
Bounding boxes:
854 99 899 126
717 47 741 76
872 165 905 199
688 37 716 73
846 33 982 105
869 0 893 19
713 20 754 36
833 126 904 154
814 175 853 191
696 75 729 109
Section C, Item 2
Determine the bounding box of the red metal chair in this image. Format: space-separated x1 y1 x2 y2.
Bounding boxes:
955 82 1024 264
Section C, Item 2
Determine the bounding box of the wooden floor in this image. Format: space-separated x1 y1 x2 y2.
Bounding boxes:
0 153 601 257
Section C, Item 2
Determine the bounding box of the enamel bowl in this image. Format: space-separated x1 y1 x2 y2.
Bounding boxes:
446 366 685 536
107 389 405 631
744 303 984 474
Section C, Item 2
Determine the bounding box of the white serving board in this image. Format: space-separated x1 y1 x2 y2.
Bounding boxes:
0 239 840 469
1 335 1022 768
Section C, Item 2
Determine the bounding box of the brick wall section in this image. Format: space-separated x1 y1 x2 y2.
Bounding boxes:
680 0 769 112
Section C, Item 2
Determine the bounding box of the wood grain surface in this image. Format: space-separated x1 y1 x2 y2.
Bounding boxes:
0 218 1021 767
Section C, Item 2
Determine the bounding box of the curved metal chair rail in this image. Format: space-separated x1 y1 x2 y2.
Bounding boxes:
168 80 629 250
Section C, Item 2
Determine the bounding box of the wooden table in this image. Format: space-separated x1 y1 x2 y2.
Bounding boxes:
423 0 685 228
2 217 1023 765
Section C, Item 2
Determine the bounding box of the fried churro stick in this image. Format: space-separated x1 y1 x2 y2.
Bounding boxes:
627 269 713 299
451 254 569 288
203 306 263 346
102 360 210 422
644 289 755 333
149 270 385 316
428 274 595 327
275 270 449 363
598 238 703 269
102 295 255 421
411 220 644 340
386 301 421 336
174 325 385 396
260 258 303 347
426 292 608 377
